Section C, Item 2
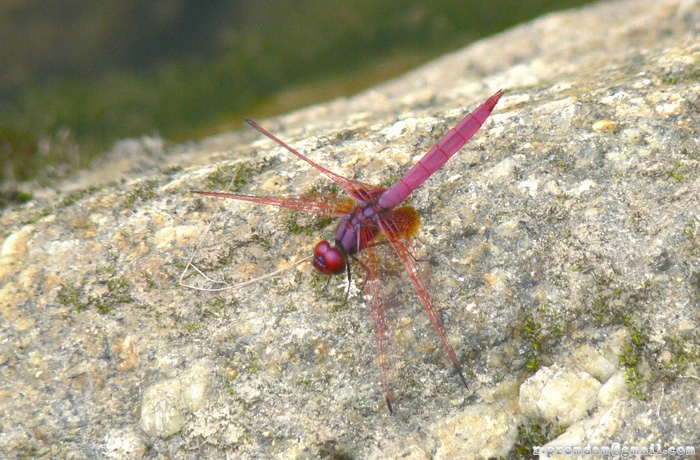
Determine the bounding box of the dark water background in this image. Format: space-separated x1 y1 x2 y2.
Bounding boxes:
0 0 598 188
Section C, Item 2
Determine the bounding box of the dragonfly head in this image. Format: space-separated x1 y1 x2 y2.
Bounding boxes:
313 241 346 275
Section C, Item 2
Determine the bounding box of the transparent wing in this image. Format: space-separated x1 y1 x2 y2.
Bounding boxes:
357 242 394 413
245 118 387 203
180 192 345 292
193 191 356 217
380 225 469 389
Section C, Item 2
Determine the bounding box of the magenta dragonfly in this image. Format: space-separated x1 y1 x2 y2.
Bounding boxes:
195 90 502 412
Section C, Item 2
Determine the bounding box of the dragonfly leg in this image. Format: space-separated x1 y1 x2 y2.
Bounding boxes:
344 259 352 302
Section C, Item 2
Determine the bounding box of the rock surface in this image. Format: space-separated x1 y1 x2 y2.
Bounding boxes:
1 0 699 458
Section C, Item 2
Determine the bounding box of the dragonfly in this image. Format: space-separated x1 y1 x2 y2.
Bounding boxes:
192 90 503 412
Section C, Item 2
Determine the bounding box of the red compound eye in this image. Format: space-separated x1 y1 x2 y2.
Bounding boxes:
313 241 345 275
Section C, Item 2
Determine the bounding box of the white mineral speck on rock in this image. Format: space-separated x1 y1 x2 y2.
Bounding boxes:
431 402 518 459
519 365 601 428
571 343 618 382
154 225 203 249
140 360 211 438
140 380 187 438
597 371 628 408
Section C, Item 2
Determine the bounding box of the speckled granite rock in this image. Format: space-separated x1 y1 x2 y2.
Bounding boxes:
2 0 699 458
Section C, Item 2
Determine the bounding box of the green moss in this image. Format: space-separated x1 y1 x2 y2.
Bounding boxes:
684 220 698 256
57 282 84 311
284 208 336 237
281 302 299 315
519 304 571 374
60 185 102 207
106 275 131 298
161 165 183 176
618 324 649 399
659 332 700 379
207 164 251 191
662 76 678 85
98 264 117 276
94 274 133 313
224 370 239 395
208 296 226 310
690 271 700 298
555 160 569 171
244 352 260 374
622 366 646 400
57 265 133 313
687 65 700 81
578 273 700 400
27 206 53 224
285 211 314 236
248 232 273 250
574 275 658 398
0 189 33 210
329 299 349 313
193 232 274 274
509 420 560 459
204 158 278 193
144 277 158 290
525 356 540 372
580 275 637 326
684 220 696 241
666 161 687 182
522 316 542 352
318 440 355 460
119 179 158 207
307 183 341 196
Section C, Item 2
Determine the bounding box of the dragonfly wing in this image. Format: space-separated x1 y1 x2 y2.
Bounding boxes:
245 118 387 203
184 191 351 291
359 243 394 413
379 223 469 388
194 191 355 217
